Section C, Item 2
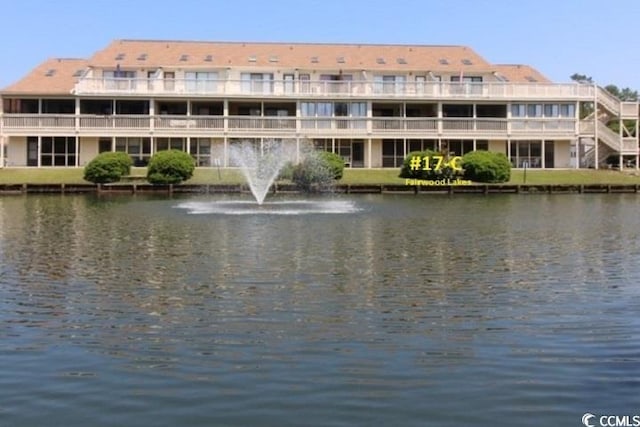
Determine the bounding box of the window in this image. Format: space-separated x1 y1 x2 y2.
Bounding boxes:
299 74 310 93
415 75 426 94
283 74 295 94
115 137 151 166
445 140 474 156
374 75 407 94
104 70 136 90
511 104 525 117
527 104 542 117
156 137 186 152
408 139 437 153
164 71 175 91
99 138 112 153
185 71 218 92
544 104 560 117
560 104 576 117
241 73 274 94
382 139 404 167
190 138 212 166
511 141 542 168
450 75 482 95
40 136 76 166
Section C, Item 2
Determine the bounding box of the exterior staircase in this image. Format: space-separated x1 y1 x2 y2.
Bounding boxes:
584 86 640 169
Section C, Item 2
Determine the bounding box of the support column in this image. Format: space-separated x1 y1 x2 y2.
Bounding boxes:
75 99 80 167
149 98 155 133
575 138 581 169
367 138 372 168
594 85 599 169
75 136 79 167
223 136 228 167
37 135 42 167
223 99 229 134
507 139 511 166
541 139 545 169
437 102 443 137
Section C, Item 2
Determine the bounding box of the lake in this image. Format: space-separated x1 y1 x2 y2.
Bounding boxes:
1 193 639 426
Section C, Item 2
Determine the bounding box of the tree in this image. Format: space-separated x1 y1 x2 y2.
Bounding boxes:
604 84 638 102
83 152 132 183
570 73 593 84
146 150 195 184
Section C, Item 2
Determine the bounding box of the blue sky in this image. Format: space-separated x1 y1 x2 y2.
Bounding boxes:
1 0 639 89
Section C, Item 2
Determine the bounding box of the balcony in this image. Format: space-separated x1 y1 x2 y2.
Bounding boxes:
0 114 578 138
73 77 596 100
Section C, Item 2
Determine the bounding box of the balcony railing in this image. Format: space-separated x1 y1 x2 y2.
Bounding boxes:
2 114 76 128
74 77 597 100
0 114 578 137
510 118 576 133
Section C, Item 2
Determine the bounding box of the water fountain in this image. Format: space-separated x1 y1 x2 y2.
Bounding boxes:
228 139 297 205
176 139 359 215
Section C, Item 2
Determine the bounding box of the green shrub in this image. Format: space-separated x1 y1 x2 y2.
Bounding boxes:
399 150 462 180
461 150 511 183
83 152 132 184
277 161 295 181
292 151 345 190
147 150 195 184
317 151 345 180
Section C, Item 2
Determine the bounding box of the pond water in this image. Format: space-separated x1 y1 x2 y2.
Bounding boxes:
1 193 639 426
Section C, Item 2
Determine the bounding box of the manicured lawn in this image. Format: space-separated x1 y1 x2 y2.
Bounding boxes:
2 166 640 185
507 169 640 185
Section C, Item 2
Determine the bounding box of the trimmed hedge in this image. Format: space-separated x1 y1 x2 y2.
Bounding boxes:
292 151 345 190
83 152 132 183
399 150 462 180
461 150 511 183
147 150 195 184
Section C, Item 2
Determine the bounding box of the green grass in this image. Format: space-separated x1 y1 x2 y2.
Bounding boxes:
507 169 640 185
2 166 640 185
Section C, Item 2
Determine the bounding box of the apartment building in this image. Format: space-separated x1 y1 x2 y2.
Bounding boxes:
1 39 638 169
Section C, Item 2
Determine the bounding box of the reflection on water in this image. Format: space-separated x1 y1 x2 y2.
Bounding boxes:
1 194 640 426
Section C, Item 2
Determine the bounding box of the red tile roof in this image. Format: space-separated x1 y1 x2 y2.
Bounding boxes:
2 58 87 95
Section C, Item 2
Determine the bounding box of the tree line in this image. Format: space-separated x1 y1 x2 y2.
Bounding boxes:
570 73 638 102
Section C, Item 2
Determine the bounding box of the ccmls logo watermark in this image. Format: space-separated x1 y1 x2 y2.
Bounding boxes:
583 413 640 427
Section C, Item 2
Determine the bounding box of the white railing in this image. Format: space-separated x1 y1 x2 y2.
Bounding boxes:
74 77 596 100
0 114 578 136
2 114 75 129
228 117 297 131
621 137 638 153
596 86 621 116
510 119 575 133
440 118 507 132
299 118 367 131
154 116 224 130
78 115 151 129
579 119 595 134
597 123 621 151
621 102 639 117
